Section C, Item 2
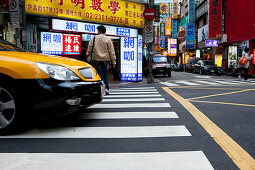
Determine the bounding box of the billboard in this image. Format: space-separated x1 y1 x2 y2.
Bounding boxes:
209 0 222 38
198 24 209 42
41 32 63 55
186 23 195 49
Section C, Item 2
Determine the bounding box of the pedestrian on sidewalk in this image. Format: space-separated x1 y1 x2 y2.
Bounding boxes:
86 25 116 95
240 48 252 81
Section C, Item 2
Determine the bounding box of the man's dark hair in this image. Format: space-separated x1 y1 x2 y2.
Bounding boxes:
97 25 106 34
244 47 250 53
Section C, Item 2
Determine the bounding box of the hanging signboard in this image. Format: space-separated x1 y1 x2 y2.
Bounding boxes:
209 0 222 38
172 19 178 39
63 34 81 55
205 40 218 47
138 35 143 81
189 0 196 23
186 23 195 49
160 3 169 14
165 18 172 36
168 38 177 54
41 32 63 55
25 0 145 28
121 37 138 81
160 22 165 36
173 0 178 19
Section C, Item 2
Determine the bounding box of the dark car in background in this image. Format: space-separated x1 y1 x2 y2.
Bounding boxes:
193 60 222 75
146 55 171 77
185 57 200 72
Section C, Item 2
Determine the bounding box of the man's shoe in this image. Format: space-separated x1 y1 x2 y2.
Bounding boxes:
106 89 110 95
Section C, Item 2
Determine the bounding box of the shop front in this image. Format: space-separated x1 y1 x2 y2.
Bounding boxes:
25 0 145 82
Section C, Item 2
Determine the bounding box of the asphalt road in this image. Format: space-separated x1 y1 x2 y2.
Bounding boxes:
0 71 254 169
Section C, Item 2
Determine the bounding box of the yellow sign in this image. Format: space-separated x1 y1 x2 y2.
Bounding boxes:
173 0 178 19
25 0 145 28
216 54 223 67
160 3 169 14
165 17 172 36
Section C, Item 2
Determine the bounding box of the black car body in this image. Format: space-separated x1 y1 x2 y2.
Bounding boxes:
193 60 222 75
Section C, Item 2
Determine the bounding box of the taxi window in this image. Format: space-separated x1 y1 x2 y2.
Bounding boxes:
153 56 168 63
0 39 24 52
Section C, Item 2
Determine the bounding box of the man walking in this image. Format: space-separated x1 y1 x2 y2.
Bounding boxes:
87 25 116 95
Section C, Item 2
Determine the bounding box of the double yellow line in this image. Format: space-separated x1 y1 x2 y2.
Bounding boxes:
163 87 255 170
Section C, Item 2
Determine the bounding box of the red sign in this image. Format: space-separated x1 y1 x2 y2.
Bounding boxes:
143 8 156 21
63 34 81 55
209 0 222 38
253 49 255 65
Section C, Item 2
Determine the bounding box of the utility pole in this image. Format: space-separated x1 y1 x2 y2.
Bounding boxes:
147 0 154 83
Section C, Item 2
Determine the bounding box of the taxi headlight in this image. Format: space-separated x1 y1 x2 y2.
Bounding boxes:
79 67 94 79
36 62 80 80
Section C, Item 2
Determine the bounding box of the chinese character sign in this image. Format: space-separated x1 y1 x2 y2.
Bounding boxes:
172 19 178 39
173 0 178 19
186 23 195 49
209 0 222 38
138 35 143 81
63 34 81 55
189 0 195 23
165 18 171 36
41 32 63 55
160 22 165 36
25 0 145 28
121 37 138 81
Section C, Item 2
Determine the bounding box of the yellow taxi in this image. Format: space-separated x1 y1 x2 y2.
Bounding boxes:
0 39 104 133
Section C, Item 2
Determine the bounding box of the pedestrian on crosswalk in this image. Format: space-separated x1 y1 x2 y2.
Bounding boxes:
87 25 116 94
240 48 252 81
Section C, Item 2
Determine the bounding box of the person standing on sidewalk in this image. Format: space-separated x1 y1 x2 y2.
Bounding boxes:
86 25 116 94
240 48 252 81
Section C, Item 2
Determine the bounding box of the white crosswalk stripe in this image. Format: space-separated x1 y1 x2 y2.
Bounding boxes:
0 87 213 169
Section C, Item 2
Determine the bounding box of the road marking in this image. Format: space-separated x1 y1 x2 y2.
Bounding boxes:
111 87 155 90
188 89 252 100
89 103 171 109
102 98 165 102
162 87 255 170
195 76 212 78
194 80 220 85
110 91 159 94
189 100 255 107
160 82 180 86
110 89 158 92
0 126 191 138
175 80 200 86
0 151 213 170
213 80 239 85
104 94 162 98
78 112 179 119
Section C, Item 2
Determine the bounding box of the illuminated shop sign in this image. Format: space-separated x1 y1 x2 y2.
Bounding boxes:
63 34 81 55
41 32 63 55
138 35 143 81
121 37 138 81
52 19 138 38
25 0 145 28
205 40 218 47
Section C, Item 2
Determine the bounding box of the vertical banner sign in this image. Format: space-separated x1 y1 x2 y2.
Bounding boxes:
165 18 172 36
138 35 143 81
168 38 177 54
186 23 195 49
63 34 81 55
41 32 63 55
172 20 178 39
26 24 37 53
173 0 178 19
189 0 196 23
160 22 165 36
121 37 138 81
209 0 222 38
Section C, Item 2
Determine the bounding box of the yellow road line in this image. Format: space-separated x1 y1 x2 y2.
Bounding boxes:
179 88 247 90
188 89 253 100
162 87 255 170
189 100 255 107
168 83 255 89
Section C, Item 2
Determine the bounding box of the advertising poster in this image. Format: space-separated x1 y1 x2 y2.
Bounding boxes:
120 37 138 81
63 34 81 55
228 46 237 67
165 18 171 36
198 24 209 42
172 19 178 39
173 0 178 19
189 0 195 23
138 35 143 81
209 0 222 38
216 54 222 67
41 32 63 55
26 0 145 28
186 23 195 49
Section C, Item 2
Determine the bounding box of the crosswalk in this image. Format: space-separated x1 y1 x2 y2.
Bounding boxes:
0 87 214 170
160 79 255 87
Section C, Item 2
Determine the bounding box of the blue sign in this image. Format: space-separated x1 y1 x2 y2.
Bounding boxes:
206 40 218 47
172 20 178 39
41 32 63 55
160 39 166 49
189 0 196 23
186 23 195 49
138 35 143 81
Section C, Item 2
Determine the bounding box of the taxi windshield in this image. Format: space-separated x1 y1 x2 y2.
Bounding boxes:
0 39 24 52
153 56 168 63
